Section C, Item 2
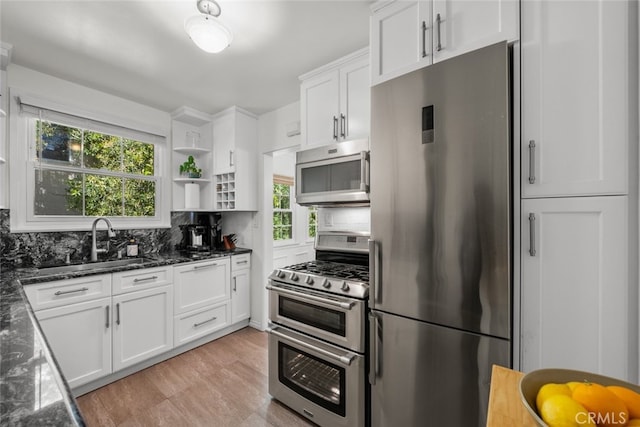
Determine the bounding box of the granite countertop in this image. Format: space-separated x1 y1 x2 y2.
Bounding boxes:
0 248 251 426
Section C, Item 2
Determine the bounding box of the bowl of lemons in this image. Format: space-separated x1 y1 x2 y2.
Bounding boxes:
519 368 640 426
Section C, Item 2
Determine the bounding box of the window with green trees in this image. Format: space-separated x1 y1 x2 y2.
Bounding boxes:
308 207 317 239
33 119 156 217
273 181 293 241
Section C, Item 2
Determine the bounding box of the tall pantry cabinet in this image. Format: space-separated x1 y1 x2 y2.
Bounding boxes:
519 0 634 381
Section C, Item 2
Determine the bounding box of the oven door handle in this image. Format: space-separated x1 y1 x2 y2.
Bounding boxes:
267 326 356 367
266 284 355 310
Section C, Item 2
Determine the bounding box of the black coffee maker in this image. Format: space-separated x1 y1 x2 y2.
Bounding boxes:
179 213 223 252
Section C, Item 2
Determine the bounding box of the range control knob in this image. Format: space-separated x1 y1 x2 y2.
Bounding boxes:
276 270 286 279
290 272 299 281
341 281 350 292
322 278 331 289
304 276 314 285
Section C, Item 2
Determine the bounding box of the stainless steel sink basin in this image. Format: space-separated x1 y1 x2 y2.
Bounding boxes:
36 258 151 275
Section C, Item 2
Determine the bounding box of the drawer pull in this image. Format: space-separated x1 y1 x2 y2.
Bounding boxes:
133 275 158 283
236 260 248 265
54 287 89 296
193 317 217 328
194 264 214 270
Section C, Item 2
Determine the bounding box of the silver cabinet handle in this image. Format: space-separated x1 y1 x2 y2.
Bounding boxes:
528 140 536 184
194 317 217 328
54 287 89 296
133 275 158 283
421 21 427 58
436 13 443 52
529 213 536 256
359 151 370 192
266 284 355 310
333 116 338 140
233 277 237 292
194 263 214 270
116 302 121 325
369 312 380 385
368 239 380 307
105 305 110 329
236 260 248 265
267 326 356 367
340 113 346 139
229 150 234 167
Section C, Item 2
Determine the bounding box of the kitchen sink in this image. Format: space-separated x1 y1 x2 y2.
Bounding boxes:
35 258 152 275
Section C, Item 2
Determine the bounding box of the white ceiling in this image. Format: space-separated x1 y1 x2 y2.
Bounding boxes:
0 0 371 116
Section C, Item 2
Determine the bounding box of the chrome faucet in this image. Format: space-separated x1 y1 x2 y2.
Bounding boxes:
91 217 116 262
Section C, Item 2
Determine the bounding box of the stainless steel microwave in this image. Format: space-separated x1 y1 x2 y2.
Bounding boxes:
295 139 370 206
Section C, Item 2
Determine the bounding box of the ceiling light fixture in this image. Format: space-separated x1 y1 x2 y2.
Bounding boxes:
185 0 232 54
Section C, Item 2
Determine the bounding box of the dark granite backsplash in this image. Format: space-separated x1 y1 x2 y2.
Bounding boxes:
0 209 196 270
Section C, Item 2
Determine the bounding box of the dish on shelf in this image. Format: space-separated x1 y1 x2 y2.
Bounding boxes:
519 368 640 426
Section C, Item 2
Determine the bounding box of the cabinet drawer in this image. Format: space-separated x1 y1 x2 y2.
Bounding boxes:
112 266 173 295
174 258 230 315
24 274 111 311
231 254 251 270
174 303 229 346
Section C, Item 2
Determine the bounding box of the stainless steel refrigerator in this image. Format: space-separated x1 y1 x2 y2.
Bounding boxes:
368 41 512 426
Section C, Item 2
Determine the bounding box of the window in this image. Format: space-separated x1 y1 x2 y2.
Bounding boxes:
33 120 156 217
273 175 293 241
308 206 317 239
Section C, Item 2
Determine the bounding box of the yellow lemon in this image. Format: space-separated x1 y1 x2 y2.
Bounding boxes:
539 394 595 427
537 383 573 412
566 381 583 393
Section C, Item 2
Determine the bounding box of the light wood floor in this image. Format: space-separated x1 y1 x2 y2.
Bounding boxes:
76 327 314 427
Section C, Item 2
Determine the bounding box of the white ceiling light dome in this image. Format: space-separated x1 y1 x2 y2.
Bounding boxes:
185 0 233 54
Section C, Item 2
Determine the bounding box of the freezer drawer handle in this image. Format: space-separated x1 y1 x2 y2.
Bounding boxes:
266 284 355 310
436 13 443 52
529 213 537 256
54 287 89 296
267 327 356 366
369 312 379 385
528 140 536 184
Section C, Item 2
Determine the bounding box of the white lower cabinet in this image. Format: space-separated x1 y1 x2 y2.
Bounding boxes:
173 259 230 314
174 302 229 346
231 254 251 324
112 285 174 371
520 196 629 380
35 297 111 388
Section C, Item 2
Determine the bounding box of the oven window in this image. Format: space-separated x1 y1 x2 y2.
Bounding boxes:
279 342 346 417
279 296 346 337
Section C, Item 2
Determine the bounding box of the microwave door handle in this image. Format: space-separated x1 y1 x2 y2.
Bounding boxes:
267 327 356 367
266 284 355 310
360 151 370 192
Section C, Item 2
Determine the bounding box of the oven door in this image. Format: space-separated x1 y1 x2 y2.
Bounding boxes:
268 324 365 427
295 149 369 206
267 281 366 352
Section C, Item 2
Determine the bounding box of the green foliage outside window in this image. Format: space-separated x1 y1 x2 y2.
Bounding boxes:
273 182 293 241
308 207 317 238
34 120 155 217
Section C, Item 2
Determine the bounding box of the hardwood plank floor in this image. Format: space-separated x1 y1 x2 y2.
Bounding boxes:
76 327 314 427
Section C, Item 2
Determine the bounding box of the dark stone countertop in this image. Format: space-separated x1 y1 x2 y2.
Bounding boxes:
0 248 251 426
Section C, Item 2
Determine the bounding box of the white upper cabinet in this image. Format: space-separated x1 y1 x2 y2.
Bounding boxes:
300 48 369 148
371 1 432 86
520 196 629 380
432 0 518 63
521 0 629 198
371 0 517 86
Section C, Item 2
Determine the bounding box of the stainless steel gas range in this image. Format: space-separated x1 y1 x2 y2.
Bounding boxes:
267 231 369 427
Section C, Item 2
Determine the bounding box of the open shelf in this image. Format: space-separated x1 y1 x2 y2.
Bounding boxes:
173 147 211 156
173 177 211 183
215 172 236 210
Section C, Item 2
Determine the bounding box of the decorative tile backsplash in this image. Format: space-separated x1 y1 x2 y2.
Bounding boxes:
0 210 194 270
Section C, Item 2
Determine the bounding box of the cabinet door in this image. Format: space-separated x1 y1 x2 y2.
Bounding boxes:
339 57 370 142
370 1 432 86
432 0 518 63
231 268 250 324
520 196 628 380
213 112 236 175
521 0 628 197
300 70 340 147
112 285 173 371
35 297 111 388
173 259 230 314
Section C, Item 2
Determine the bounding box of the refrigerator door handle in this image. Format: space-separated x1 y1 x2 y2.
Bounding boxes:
529 213 537 256
368 312 379 385
368 239 380 307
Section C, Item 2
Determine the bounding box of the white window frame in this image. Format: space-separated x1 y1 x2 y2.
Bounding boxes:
9 92 171 232
273 176 294 246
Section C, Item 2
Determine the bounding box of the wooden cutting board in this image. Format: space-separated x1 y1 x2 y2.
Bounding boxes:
486 365 538 427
